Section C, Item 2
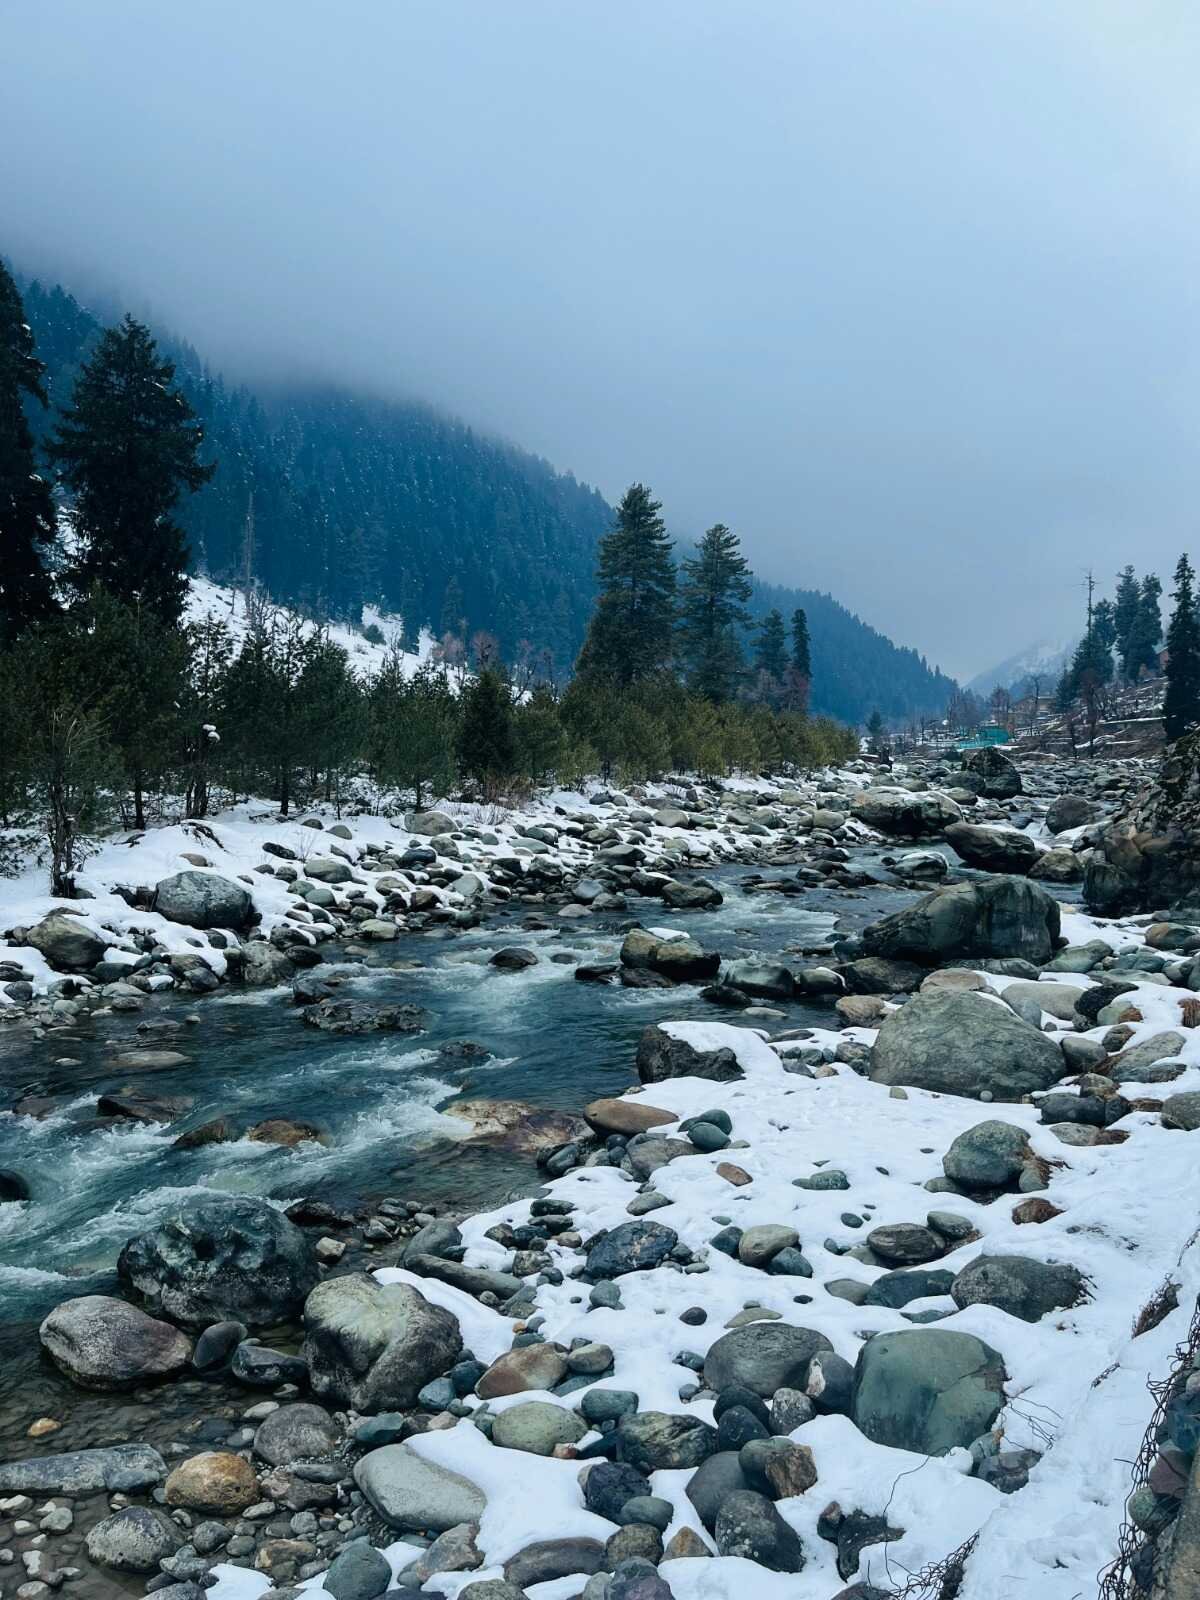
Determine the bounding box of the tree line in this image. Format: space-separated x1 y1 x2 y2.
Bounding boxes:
0 264 856 895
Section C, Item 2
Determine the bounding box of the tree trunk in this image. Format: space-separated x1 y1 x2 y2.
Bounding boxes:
133 770 145 832
48 779 75 898
279 764 290 818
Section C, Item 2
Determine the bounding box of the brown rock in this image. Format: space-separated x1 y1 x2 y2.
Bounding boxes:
476 1344 569 1398
166 1451 258 1515
247 1118 326 1147
443 1099 590 1153
584 1097 676 1136
717 1162 752 1187
664 1526 712 1560
1012 1198 1063 1226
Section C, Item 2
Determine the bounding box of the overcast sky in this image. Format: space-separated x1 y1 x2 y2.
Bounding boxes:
3 1 1198 679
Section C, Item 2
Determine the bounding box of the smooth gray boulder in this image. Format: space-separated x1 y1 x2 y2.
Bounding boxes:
25 910 107 971
945 822 1038 875
950 1254 1086 1323
703 1323 833 1398
942 1121 1037 1191
303 1274 462 1411
852 1328 1007 1454
154 870 254 930
253 1402 340 1466
117 1194 317 1329
491 1401 586 1456
0 1443 167 1495
355 1444 486 1531
39 1294 193 1390
850 789 962 838
869 990 1063 1100
862 877 1061 966
86 1506 182 1573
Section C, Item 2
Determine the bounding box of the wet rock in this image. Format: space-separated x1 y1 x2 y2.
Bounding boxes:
950 1254 1086 1323
253 1402 340 1466
38 1294 192 1390
586 1220 678 1279
635 1024 742 1085
165 1451 259 1514
302 998 426 1034
0 1443 167 1495
869 990 1062 1100
503 1537 605 1587
852 1328 1006 1455
303 1274 462 1410
849 789 962 838
1046 794 1097 834
584 1098 676 1136
723 960 795 999
231 1342 309 1386
0 1168 30 1201
862 876 1061 966
118 1193 318 1329
154 870 255 929
85 1506 182 1573
945 822 1038 874
443 1099 590 1155
618 1411 717 1471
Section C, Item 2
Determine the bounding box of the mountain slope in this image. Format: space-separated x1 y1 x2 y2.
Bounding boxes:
16 269 955 721
968 637 1073 700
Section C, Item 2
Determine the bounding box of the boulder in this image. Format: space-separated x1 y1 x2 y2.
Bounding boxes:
635 1024 742 1085
849 790 962 838
703 1323 833 1398
950 1254 1086 1323
503 1538 605 1588
1046 794 1096 834
862 876 1060 966
253 1402 340 1466
584 1098 676 1137
1163 1092 1200 1131
39 1295 192 1390
476 1343 568 1398
85 1506 182 1573
25 910 106 971
491 1401 586 1456
723 960 795 999
324 1540 394 1600
355 1444 486 1531
164 1451 258 1514
0 1443 167 1496
586 1220 678 1280
942 1121 1037 1192
852 1328 1007 1454
869 990 1063 1100
117 1194 317 1329
962 747 1022 799
617 1411 717 1471
1084 732 1200 913
303 1274 461 1411
302 998 426 1034
407 810 457 836
714 1489 805 1571
944 822 1038 875
154 870 254 930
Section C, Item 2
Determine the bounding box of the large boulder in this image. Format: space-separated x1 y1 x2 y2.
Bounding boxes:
164 1451 259 1514
962 747 1022 799
39 1295 192 1390
852 1328 1007 1454
703 1323 833 1398
617 1411 717 1471
586 1221 678 1280
944 822 1038 875
354 1444 486 1531
1046 794 1097 835
25 910 107 971
950 1255 1086 1323
849 789 962 839
942 1121 1038 1192
870 990 1063 1100
154 870 255 930
117 1195 317 1329
862 876 1061 966
1084 731 1200 913
303 1274 461 1411
635 1024 742 1085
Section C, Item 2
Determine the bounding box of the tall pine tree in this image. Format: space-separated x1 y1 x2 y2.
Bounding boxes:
677 523 752 703
49 316 214 624
1163 553 1200 742
575 484 675 687
1124 574 1163 680
754 609 788 679
457 667 516 799
1113 565 1140 679
0 261 58 645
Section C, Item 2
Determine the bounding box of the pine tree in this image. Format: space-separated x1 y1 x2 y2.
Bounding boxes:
49 315 214 623
1124 574 1164 680
754 609 788 680
866 709 887 755
1163 553 1200 742
1113 565 1140 677
457 667 516 798
677 524 753 702
0 261 58 645
791 608 812 678
515 684 566 782
575 484 675 687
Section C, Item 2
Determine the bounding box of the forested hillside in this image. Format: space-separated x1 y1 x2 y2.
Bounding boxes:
18 272 954 719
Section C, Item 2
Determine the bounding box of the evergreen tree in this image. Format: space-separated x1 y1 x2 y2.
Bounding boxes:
677 523 753 702
1092 598 1117 656
49 315 214 623
1124 574 1164 679
457 667 516 798
370 655 459 810
866 709 887 755
791 608 812 678
575 484 675 687
754 609 788 680
0 261 58 645
1163 553 1200 742
1113 564 1140 677
515 684 566 783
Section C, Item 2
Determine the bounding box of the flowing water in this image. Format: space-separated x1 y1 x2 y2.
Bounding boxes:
0 863 916 1334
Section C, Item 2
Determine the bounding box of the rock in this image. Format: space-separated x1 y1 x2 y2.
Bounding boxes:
863 1269 956 1309
1030 849 1083 884
461 1586 527 1600
253 1402 340 1466
305 856 354 883
738 1224 799 1268
118 1194 317 1328
303 1274 462 1410
862 876 1061 966
686 1452 752 1530
1084 732 1200 913
703 1323 833 1398
355 1444 486 1531
154 870 254 929
1046 794 1097 834
410 1521 484 1582
584 1098 676 1136
840 957 926 994
165 1451 258 1514
583 1459 652 1520
1001 980 1085 1021
1163 1092 1200 1131
950 1254 1086 1323
85 1506 182 1573
723 960 795 999
25 910 106 971
242 941 294 985
1012 1197 1063 1225
0 1167 30 1201
661 880 722 909
503 1538 605 1588
962 746 1022 798
714 1489 805 1571
492 1401 586 1455
190 1320 245 1371
491 946 539 970
942 1121 1037 1191
635 1025 742 1085
407 809 457 836
945 821 1038 874
476 1343 568 1398
1109 1032 1187 1083
650 937 721 983
443 1099 589 1155
302 998 426 1034
324 1538 394 1600
836 994 886 1027
38 1295 192 1390
866 1224 946 1266
739 1438 818 1498
849 789 962 838
617 1412 717 1471
587 1220 678 1279
0 1443 167 1495
852 1328 1007 1454
869 990 1062 1100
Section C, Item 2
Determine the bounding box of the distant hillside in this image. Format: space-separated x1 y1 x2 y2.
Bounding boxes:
968 637 1073 701
17 270 955 722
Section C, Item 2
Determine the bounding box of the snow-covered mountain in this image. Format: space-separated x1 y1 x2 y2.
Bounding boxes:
967 636 1074 699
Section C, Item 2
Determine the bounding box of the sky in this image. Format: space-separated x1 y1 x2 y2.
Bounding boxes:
3 1 1199 680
